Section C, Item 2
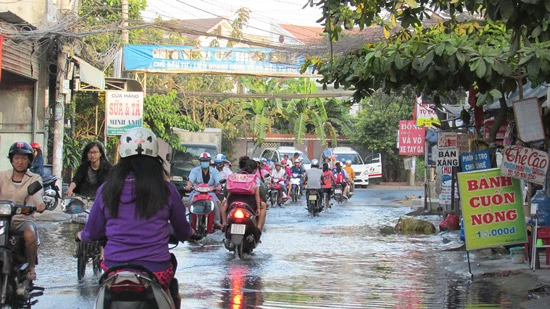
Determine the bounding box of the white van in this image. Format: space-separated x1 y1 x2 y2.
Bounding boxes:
363 153 382 184
325 147 370 188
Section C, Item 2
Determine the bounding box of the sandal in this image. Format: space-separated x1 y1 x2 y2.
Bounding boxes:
26 269 36 280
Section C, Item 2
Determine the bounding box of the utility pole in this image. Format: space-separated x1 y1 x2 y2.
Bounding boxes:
121 0 129 78
53 1 74 189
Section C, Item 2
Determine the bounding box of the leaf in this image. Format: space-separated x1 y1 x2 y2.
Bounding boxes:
476 59 487 78
489 89 502 99
383 26 390 39
500 0 514 20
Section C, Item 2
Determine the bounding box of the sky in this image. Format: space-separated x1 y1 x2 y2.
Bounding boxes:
142 0 324 34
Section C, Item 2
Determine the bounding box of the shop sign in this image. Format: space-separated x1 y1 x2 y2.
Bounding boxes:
458 168 527 250
438 132 457 149
106 91 144 135
436 147 459 167
398 120 425 155
460 150 491 172
457 134 472 153
501 145 549 185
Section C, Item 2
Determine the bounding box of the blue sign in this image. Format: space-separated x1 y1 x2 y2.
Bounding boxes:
123 45 318 77
460 150 491 172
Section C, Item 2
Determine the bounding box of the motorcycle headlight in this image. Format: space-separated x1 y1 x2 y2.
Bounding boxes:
0 203 12 215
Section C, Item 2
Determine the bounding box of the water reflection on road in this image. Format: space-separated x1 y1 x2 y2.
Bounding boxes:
33 188 528 308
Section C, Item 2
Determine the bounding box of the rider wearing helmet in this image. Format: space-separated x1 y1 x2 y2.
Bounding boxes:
186 152 225 228
79 127 195 306
30 142 44 177
289 156 306 195
343 160 355 196
304 159 323 205
0 142 46 280
270 161 289 200
214 153 232 180
333 161 349 199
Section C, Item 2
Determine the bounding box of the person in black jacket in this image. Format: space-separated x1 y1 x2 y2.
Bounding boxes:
66 141 112 197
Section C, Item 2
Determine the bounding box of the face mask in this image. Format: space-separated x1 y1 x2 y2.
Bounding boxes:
201 162 210 169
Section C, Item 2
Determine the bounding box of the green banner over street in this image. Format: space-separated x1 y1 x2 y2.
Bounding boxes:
458 168 527 251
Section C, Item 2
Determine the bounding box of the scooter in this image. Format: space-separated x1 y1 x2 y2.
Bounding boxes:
334 183 345 204
0 181 57 308
307 188 323 216
223 201 259 259
289 173 301 202
268 178 286 207
188 184 217 239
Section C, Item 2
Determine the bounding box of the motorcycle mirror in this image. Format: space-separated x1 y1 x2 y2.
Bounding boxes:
27 181 43 196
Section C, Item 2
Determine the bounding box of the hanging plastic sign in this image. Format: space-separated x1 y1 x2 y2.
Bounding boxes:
436 147 459 167
501 145 549 185
458 168 527 250
460 150 491 172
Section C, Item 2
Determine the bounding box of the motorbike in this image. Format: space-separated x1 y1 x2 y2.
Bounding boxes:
223 201 259 259
306 188 323 216
63 204 182 309
188 184 217 239
289 173 301 203
63 195 102 282
268 178 286 208
334 183 345 204
0 180 57 308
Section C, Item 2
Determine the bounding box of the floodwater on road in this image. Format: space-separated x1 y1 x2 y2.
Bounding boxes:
32 188 532 308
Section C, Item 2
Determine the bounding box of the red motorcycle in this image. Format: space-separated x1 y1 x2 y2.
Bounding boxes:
189 184 217 239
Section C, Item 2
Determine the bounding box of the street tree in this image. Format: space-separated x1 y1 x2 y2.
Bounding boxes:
351 88 415 182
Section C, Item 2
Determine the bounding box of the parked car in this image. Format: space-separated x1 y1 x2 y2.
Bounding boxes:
261 147 311 170
322 147 370 188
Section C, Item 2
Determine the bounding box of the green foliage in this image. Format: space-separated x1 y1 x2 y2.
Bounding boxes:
237 77 352 145
63 132 82 172
350 87 415 182
144 91 201 151
306 20 550 106
308 0 550 46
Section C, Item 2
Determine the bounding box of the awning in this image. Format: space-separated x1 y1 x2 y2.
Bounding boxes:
72 56 105 90
485 81 548 110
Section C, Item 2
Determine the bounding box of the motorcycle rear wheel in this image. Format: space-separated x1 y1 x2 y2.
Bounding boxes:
77 241 87 281
237 243 244 259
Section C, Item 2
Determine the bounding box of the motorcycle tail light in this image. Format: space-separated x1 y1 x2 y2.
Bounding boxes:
110 280 146 294
231 209 250 219
0 203 12 215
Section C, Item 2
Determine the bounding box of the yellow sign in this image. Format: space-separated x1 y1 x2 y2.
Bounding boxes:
458 168 527 250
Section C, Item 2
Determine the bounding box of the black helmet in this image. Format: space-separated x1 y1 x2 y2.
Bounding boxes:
8 141 34 167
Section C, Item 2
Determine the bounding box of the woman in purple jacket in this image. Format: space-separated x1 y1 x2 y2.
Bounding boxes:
78 127 195 299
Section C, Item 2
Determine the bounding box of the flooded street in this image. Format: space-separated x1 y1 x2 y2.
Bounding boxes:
32 187 533 308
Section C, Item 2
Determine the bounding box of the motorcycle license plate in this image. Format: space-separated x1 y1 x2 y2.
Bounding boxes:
231 224 246 235
335 189 342 194
309 195 317 201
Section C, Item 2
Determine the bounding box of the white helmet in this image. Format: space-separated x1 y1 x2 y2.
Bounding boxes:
119 127 158 158
311 159 319 167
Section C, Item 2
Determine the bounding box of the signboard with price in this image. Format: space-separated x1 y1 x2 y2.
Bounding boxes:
458 168 527 250
501 145 549 185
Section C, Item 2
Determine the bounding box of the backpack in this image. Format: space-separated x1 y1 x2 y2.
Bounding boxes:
335 170 345 183
226 173 257 195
